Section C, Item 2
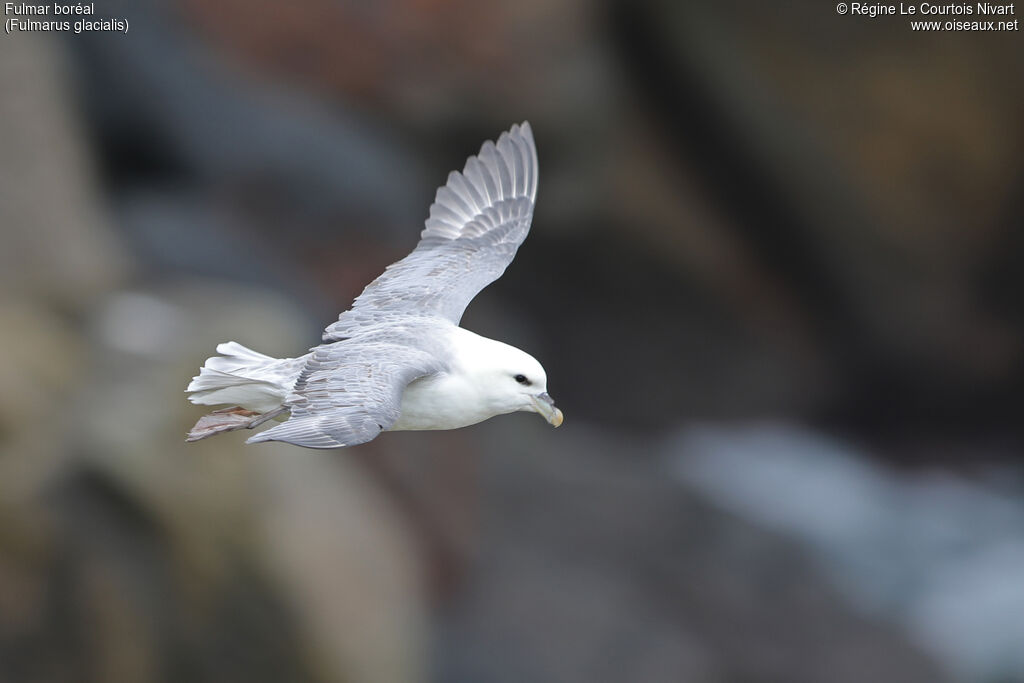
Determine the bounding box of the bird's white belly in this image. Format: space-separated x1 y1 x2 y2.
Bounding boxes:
389 374 495 432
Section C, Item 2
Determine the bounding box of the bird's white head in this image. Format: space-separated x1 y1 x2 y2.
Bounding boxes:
457 332 564 428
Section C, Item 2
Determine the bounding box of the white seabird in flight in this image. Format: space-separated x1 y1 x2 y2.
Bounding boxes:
185 122 562 448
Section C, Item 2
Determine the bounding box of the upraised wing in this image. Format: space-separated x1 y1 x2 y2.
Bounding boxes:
247 332 445 448
323 122 538 342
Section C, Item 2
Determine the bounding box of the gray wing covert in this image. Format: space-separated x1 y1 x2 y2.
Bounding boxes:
323 122 538 342
246 339 443 449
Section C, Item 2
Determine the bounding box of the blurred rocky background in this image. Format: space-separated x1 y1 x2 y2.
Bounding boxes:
1 0 1022 681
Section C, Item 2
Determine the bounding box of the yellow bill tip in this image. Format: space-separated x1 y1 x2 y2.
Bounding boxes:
550 407 564 428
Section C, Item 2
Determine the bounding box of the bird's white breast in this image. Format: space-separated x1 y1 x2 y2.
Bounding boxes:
390 373 492 431
387 326 522 432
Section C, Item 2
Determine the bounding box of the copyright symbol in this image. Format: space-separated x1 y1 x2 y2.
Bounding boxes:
836 2 848 13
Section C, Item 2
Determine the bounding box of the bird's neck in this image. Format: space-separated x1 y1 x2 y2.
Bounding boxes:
391 327 515 431
446 327 516 377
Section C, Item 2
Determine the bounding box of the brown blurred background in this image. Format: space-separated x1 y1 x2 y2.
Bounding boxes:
2 1 1023 681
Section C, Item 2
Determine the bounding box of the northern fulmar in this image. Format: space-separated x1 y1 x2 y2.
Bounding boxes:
185 122 562 449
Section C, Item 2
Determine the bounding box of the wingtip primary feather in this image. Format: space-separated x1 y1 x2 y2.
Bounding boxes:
245 427 345 449
423 122 538 243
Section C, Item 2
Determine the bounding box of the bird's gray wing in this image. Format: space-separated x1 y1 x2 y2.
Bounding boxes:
246 337 444 449
323 121 538 342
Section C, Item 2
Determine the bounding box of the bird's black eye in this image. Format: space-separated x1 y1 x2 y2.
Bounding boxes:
514 374 530 385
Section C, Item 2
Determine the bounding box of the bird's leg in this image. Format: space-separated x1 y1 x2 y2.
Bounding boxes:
245 407 286 428
186 406 286 442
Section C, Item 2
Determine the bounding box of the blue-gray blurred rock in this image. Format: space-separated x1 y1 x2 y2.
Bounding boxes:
671 422 1024 682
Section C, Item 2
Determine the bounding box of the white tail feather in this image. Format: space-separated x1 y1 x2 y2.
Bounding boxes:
186 341 305 414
